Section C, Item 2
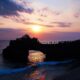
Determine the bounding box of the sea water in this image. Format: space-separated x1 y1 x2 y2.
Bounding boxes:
0 40 9 54
0 40 80 80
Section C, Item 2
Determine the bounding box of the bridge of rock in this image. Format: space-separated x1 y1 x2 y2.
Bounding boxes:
2 35 46 63
2 35 80 63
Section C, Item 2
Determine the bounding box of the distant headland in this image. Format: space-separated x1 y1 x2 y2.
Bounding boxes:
2 34 80 64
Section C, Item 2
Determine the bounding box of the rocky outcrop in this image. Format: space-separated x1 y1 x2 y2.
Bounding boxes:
2 34 41 63
2 34 80 63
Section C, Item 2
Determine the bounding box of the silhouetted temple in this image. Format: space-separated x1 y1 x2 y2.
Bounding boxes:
2 34 80 63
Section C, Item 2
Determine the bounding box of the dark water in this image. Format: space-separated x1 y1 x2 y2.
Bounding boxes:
0 60 80 80
0 40 9 54
0 54 80 80
0 40 80 80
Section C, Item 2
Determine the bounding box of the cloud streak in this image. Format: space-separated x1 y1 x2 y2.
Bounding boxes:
54 22 72 27
74 11 80 18
21 21 72 27
36 7 60 18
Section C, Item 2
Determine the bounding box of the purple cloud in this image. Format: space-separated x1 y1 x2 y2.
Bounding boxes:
41 7 60 15
56 22 71 27
74 12 80 18
19 21 54 27
13 18 71 27
51 22 72 27
37 7 60 18
0 0 33 17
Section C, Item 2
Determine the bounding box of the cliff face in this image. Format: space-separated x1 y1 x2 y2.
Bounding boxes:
2 34 80 63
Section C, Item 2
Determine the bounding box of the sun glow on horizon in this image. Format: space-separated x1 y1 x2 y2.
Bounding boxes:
31 25 43 33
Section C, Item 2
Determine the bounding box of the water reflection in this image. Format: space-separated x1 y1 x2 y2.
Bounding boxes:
28 50 46 64
24 68 46 80
23 60 80 80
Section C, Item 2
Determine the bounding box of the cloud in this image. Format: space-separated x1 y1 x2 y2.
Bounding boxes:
56 22 71 27
51 22 72 27
19 20 71 27
0 0 33 17
0 23 3 25
21 21 54 27
74 11 80 18
41 7 60 15
36 7 60 18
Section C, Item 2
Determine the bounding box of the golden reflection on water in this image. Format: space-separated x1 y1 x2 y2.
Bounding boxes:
24 69 46 80
28 50 46 63
25 51 46 80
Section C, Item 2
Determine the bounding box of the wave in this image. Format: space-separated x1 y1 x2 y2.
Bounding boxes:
0 60 73 75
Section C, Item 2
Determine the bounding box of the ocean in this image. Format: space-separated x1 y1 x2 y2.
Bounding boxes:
0 40 80 80
0 40 9 54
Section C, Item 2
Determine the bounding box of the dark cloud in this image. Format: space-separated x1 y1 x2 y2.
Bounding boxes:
0 0 33 16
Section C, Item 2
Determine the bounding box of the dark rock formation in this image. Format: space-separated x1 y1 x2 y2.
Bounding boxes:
2 34 41 63
2 34 80 64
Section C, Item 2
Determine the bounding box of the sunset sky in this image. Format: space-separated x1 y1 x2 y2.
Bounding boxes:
0 0 80 42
